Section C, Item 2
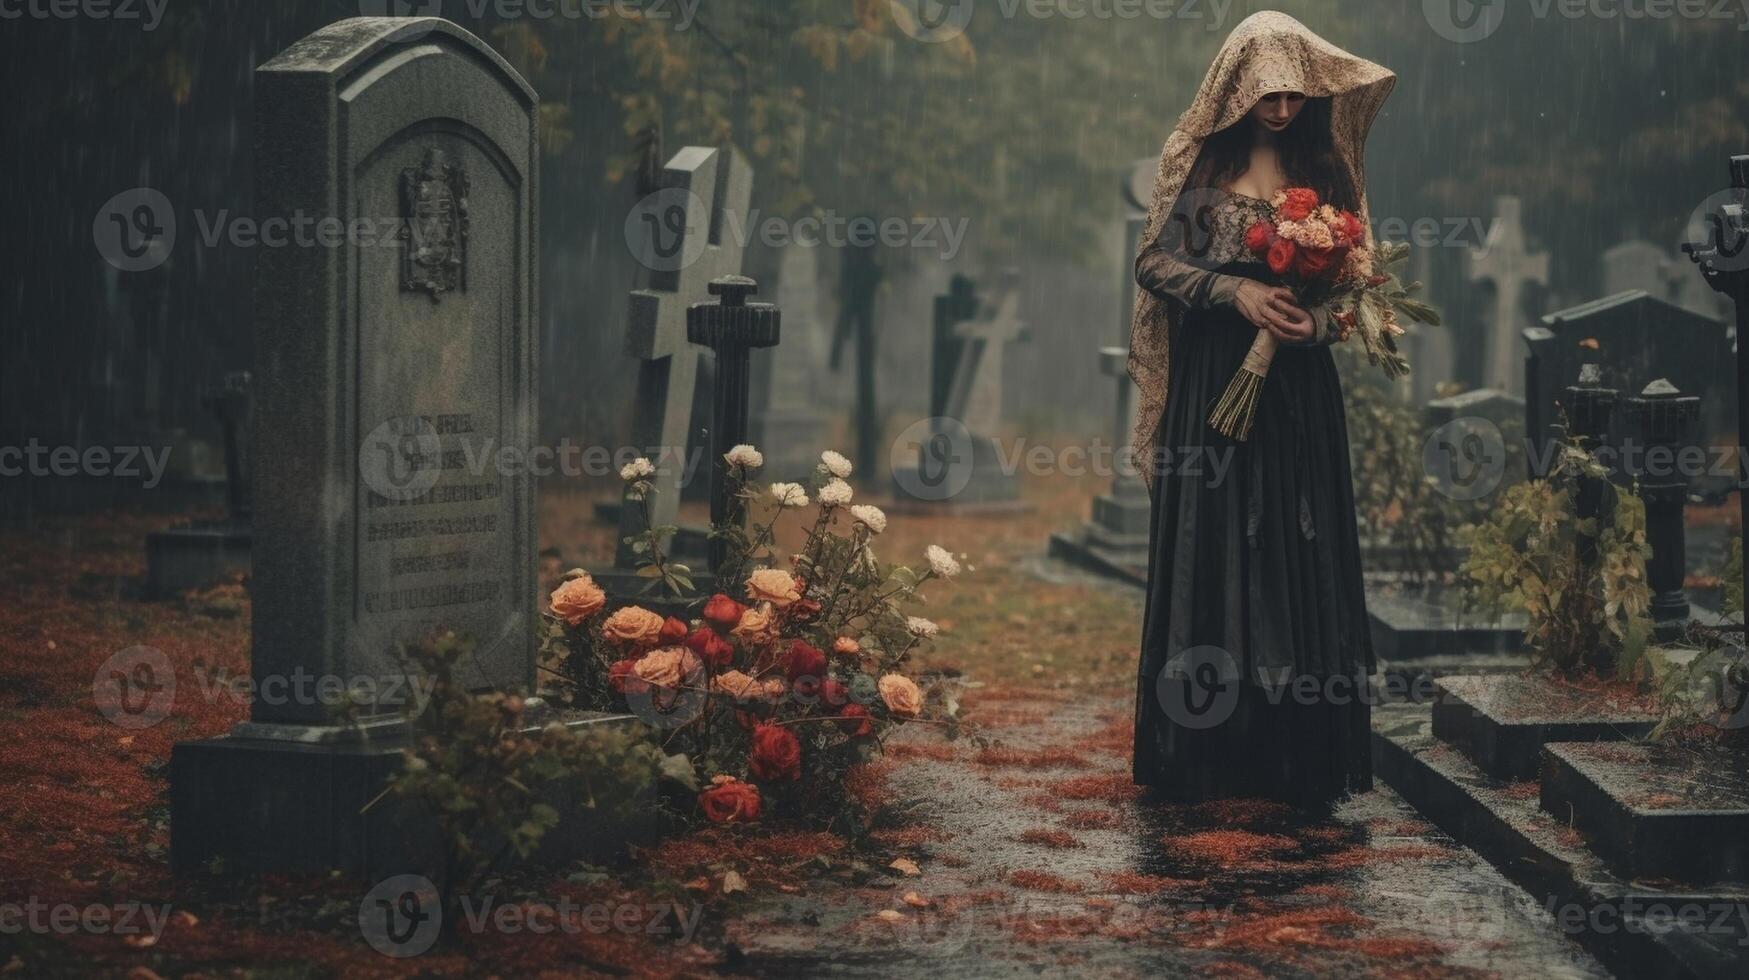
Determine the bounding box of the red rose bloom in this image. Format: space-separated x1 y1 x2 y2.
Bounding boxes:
790 597 823 622
1339 211 1365 244
686 627 735 671
785 640 828 684
1266 239 1298 276
1244 221 1274 254
702 593 745 628
1278 187 1320 222
1295 247 1338 281
750 722 802 782
659 616 690 644
837 703 874 738
608 657 644 696
820 678 851 708
699 779 762 823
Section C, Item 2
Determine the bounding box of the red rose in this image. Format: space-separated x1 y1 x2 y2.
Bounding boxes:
790 597 822 623
750 722 802 782
785 640 828 685
659 616 690 645
1279 187 1320 222
702 593 745 628
838 703 874 738
1295 247 1338 281
1339 211 1365 244
1244 221 1274 254
608 657 645 697
686 627 735 671
699 778 762 823
820 678 851 708
1266 239 1298 276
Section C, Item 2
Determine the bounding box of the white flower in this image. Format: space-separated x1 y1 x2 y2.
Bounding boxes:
905 616 939 638
820 450 854 479
818 478 853 508
725 444 764 470
924 544 961 579
849 504 887 534
620 457 655 481
769 482 810 508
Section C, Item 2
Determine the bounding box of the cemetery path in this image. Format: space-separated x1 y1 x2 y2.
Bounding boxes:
709 685 1612 979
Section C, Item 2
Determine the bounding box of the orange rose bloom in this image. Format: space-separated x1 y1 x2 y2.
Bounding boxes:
878 673 923 718
731 602 776 645
699 776 761 823
632 647 703 690
549 575 607 626
745 568 802 608
602 606 666 647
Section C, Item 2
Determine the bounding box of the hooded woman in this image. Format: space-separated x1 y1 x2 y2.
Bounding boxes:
1130 12 1395 808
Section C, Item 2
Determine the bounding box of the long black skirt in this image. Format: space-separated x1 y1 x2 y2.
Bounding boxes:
1133 264 1373 808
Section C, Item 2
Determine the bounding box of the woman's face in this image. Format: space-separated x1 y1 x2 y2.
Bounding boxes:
1251 91 1307 134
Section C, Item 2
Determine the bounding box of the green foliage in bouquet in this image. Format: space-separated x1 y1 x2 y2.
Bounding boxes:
1460 437 1653 676
543 446 964 833
381 632 683 912
1326 240 1439 381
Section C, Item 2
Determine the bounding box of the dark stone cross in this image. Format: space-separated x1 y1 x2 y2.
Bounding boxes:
1624 379 1700 639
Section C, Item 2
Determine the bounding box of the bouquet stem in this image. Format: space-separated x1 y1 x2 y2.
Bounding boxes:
1209 331 1278 441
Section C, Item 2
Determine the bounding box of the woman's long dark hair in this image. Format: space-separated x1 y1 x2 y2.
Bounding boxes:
1186 96 1357 211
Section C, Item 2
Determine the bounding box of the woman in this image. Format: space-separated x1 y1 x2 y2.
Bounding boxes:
1129 12 1395 809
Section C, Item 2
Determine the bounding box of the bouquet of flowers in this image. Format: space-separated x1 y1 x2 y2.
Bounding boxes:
543 447 963 827
1208 187 1438 441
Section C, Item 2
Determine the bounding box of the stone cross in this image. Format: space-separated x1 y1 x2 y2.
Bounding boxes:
1469 196 1549 394
945 278 1027 437
617 146 752 566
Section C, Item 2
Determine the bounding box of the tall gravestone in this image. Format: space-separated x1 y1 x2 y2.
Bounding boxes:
602 146 751 585
1602 238 1729 320
171 17 539 874
1470 196 1549 395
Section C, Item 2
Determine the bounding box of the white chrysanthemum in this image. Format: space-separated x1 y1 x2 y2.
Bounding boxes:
924 544 961 578
818 478 853 507
820 450 853 479
849 504 887 534
724 444 764 470
769 482 810 508
906 616 940 638
620 457 655 481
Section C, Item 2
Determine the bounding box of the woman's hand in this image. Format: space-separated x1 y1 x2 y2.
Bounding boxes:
1233 281 1316 343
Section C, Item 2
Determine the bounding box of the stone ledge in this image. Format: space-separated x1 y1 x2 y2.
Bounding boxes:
1431 675 1659 780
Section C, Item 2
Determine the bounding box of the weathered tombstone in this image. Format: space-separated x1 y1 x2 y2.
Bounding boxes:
688 276 780 576
893 273 1029 508
1602 237 1731 321
607 146 752 581
171 17 540 874
748 245 830 481
145 371 254 596
1469 196 1549 395
1522 291 1732 482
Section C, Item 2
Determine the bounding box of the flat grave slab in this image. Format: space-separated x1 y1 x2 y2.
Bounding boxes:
1432 675 1660 780
1367 582 1524 662
1542 740 1749 888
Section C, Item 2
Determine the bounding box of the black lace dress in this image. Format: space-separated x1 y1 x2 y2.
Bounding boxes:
1131 187 1373 808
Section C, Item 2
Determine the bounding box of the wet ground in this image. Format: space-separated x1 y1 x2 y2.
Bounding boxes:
721 687 1610 978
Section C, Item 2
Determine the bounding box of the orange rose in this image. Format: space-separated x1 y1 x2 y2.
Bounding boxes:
745 569 802 608
632 646 703 690
878 673 923 719
602 606 666 648
731 602 776 645
832 636 861 657
549 574 607 626
699 776 761 823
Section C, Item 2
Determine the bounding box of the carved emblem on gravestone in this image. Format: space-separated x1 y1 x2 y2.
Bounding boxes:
399 148 469 299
